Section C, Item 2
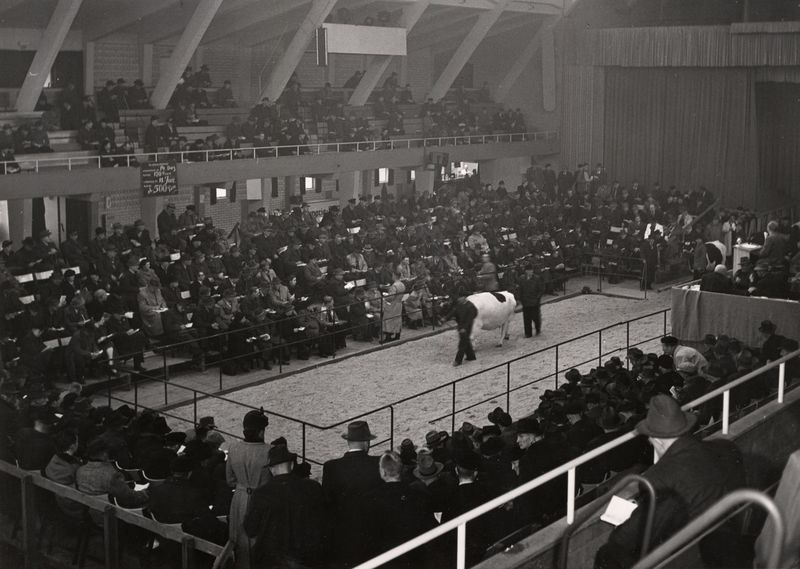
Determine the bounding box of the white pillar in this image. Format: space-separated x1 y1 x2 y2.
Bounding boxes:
149 0 224 109
83 41 95 97
348 0 431 106
15 0 84 111
260 0 338 102
428 0 510 102
494 17 556 103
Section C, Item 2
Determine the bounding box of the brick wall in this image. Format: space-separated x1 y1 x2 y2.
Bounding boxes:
94 42 142 88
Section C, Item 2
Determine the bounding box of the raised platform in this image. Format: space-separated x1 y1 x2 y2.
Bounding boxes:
670 283 800 346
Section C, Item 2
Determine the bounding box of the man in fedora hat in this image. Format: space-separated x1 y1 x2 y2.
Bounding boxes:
598 394 745 569
322 421 382 565
244 444 326 568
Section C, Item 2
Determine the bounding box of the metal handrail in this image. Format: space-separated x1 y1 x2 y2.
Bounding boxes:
0 130 558 173
630 489 784 569
352 347 800 569
559 474 656 569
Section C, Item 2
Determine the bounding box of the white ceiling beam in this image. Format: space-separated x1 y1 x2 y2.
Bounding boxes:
84 0 182 42
394 0 562 16
16 0 84 112
348 0 432 105
429 0 511 101
201 0 307 45
150 0 224 109
260 0 338 101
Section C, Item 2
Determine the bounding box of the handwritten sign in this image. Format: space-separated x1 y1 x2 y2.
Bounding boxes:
141 162 178 197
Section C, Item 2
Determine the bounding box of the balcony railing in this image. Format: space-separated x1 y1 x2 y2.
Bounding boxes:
0 130 558 174
353 347 800 569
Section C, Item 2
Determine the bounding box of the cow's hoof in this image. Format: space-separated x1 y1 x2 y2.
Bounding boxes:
504 335 510 340
453 360 462 367
495 343 503 347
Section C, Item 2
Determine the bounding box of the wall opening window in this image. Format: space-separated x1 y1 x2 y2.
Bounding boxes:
378 168 389 184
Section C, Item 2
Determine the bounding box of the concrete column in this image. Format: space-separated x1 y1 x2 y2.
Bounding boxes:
15 0 84 111
260 0 338 102
149 0 224 109
141 43 154 86
83 41 95 97
494 17 556 104
283 176 296 210
337 171 362 205
0 201 9 242
7 199 32 245
414 167 435 196
141 196 160 236
348 0 431 106
42 197 67 245
428 0 510 102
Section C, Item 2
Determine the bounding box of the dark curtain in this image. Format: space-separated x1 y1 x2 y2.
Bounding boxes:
604 67 759 208
756 82 800 209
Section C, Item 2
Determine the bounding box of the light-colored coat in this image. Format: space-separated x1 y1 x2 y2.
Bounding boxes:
137 286 167 336
466 291 516 346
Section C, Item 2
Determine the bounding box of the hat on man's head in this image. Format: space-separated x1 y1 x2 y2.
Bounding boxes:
739 257 750 265
479 436 505 457
243 409 269 430
425 429 447 447
413 449 444 481
487 406 512 427
152 416 172 435
198 416 216 428
598 406 623 430
342 420 376 441
703 334 717 346
759 320 776 334
636 394 697 438
2 240 12 248
656 354 674 369
515 417 541 435
267 444 297 467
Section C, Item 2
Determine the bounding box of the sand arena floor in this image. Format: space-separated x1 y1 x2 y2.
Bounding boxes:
158 290 671 469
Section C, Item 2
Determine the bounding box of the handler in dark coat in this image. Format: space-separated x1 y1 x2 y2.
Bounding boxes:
596 395 747 569
244 445 327 567
517 264 543 337
322 421 383 566
449 297 478 366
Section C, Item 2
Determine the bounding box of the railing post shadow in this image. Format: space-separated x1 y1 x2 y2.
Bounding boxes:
451 383 457 434
181 535 196 569
302 423 307 463
506 362 511 414
389 406 395 450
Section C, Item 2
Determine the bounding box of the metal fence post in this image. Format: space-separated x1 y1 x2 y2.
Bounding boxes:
663 310 668 336
722 390 730 435
506 362 511 414
626 321 630 359
567 468 576 524
598 329 603 366
451 383 457 434
456 523 467 569
778 363 786 404
302 423 307 463
389 405 395 450
193 391 198 426
103 506 119 569
181 535 196 569
21 474 36 569
555 344 559 388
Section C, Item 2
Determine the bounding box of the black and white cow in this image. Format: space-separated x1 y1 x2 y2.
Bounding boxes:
453 291 517 351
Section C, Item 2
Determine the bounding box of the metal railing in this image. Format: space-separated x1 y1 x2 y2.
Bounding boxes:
0 459 226 569
352 347 800 569
0 130 557 173
580 252 649 298
106 307 671 467
632 489 784 569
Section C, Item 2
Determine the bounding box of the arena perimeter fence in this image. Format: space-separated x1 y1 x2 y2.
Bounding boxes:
0 131 556 173
102 305 671 467
354 348 800 569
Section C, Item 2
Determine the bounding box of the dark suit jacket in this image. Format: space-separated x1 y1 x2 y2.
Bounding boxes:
322 450 382 563
364 481 437 568
442 481 506 567
700 271 733 294
148 476 209 524
244 473 327 566
607 437 746 568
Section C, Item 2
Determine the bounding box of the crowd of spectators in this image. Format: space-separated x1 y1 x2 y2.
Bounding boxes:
2 162 787 388
699 219 800 299
1 318 795 568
